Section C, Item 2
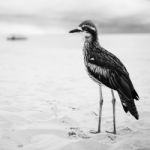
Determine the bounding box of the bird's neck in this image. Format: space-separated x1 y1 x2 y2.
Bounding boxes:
84 33 98 42
84 35 99 51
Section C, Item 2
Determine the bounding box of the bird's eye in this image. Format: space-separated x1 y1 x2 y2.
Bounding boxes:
83 27 87 30
82 26 88 31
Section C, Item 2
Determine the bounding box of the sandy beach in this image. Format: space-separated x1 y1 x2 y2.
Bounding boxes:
0 34 150 150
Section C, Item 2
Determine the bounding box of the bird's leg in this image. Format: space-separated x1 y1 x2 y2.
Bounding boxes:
112 90 116 134
97 84 103 133
106 89 116 134
90 84 103 134
90 84 104 134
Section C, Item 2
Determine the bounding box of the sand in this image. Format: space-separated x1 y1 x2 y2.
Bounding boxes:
0 34 150 150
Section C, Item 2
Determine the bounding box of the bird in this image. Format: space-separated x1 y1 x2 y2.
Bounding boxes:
69 20 139 134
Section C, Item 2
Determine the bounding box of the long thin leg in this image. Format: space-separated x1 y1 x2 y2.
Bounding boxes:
98 84 103 133
111 89 116 134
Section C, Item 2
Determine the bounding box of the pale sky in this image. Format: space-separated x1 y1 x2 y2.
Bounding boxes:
0 0 150 33
0 0 149 17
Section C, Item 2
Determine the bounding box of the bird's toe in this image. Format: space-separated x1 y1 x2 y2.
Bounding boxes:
106 130 116 134
89 130 101 134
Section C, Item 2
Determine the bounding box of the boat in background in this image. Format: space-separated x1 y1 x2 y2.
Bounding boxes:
7 34 27 41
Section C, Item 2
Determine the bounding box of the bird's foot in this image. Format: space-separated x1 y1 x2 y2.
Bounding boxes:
106 130 116 134
90 130 101 134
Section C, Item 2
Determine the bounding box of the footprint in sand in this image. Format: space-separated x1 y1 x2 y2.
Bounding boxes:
68 127 90 139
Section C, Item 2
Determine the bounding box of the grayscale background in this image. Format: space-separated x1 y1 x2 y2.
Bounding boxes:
0 0 149 150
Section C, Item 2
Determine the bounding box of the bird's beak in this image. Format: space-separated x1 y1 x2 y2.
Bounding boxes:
69 27 82 33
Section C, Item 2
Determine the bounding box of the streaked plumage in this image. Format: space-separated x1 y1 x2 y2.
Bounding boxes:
85 44 139 119
69 20 139 133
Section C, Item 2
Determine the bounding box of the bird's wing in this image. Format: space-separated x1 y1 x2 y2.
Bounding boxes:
87 48 139 100
89 47 129 76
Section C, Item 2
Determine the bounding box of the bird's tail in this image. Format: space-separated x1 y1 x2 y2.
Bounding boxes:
132 89 139 100
118 92 139 120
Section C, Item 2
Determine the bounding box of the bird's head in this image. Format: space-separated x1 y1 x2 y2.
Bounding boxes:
69 20 98 41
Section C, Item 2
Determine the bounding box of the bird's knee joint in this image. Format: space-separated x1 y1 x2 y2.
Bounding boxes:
112 98 116 104
100 99 103 105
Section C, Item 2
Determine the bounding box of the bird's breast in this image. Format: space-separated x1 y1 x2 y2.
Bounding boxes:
83 42 108 83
